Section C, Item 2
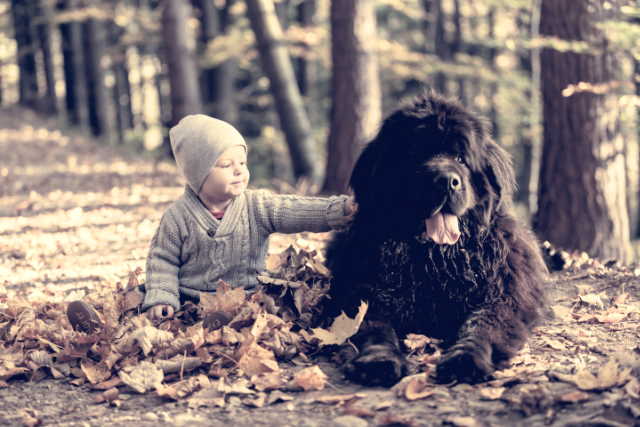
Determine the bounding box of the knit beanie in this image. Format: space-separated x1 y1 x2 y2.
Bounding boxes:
169 115 247 193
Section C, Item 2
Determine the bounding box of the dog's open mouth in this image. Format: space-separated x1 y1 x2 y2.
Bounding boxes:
424 212 460 245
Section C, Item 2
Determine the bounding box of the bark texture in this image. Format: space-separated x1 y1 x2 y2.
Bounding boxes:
245 0 316 181
161 0 203 125
322 0 381 194
535 0 631 262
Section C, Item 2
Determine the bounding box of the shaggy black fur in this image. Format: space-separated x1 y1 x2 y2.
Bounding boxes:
323 92 547 386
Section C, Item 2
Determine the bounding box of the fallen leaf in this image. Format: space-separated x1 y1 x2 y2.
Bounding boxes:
292 365 328 391
237 342 279 376
80 360 111 385
308 301 368 346
157 375 211 401
315 393 366 404
93 387 119 404
446 416 479 427
479 386 505 400
558 390 591 403
392 373 434 401
119 361 164 394
579 293 605 309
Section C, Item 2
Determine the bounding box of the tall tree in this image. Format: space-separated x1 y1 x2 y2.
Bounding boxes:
294 0 316 97
195 0 238 124
11 0 39 108
57 0 89 127
322 0 381 194
245 0 316 181
535 0 631 262
161 0 202 127
109 20 135 143
82 14 114 138
34 0 57 114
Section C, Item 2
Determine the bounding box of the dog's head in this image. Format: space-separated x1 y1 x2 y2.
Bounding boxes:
350 92 515 243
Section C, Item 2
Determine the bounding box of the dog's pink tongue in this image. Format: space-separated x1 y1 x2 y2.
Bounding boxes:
425 213 460 245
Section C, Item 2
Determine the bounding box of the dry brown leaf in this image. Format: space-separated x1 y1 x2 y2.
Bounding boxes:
251 371 288 392
393 373 434 401
93 387 119 404
308 301 368 346
187 387 226 408
404 334 435 352
125 325 174 356
155 357 203 374
558 390 591 403
266 390 295 405
237 342 279 377
292 365 328 391
446 416 479 427
314 393 366 404
624 377 640 399
541 337 565 351
479 386 505 400
216 377 254 395
553 359 631 391
199 281 246 315
157 374 211 401
80 360 111 385
579 293 605 308
119 361 164 394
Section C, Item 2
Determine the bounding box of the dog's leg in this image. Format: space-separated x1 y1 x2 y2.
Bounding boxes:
435 296 534 384
343 321 408 387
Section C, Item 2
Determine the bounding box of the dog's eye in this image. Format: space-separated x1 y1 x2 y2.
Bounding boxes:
455 155 465 164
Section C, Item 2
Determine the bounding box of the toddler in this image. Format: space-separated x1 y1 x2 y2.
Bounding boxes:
67 115 354 332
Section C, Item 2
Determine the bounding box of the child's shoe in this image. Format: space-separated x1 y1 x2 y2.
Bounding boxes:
67 301 103 333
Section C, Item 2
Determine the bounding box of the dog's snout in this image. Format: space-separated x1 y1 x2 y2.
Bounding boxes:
448 172 462 191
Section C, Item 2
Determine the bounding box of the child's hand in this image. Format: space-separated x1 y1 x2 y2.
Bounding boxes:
148 304 175 321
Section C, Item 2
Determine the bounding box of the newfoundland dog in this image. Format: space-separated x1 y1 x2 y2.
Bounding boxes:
323 92 547 386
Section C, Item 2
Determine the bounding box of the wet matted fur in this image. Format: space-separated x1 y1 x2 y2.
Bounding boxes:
322 92 547 386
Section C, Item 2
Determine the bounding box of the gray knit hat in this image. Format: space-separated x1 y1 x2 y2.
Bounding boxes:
169 115 247 193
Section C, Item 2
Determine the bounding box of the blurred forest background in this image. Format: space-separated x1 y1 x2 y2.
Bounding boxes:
2 0 640 263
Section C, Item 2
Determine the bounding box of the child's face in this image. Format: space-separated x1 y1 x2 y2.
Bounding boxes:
199 146 249 202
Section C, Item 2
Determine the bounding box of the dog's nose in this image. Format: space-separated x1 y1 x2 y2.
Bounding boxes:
448 172 462 191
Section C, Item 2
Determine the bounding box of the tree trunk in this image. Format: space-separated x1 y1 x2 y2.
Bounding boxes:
294 0 316 97
196 0 238 124
82 17 114 139
11 0 39 108
58 0 89 128
635 57 640 236
109 20 134 143
245 0 316 181
535 0 631 263
161 0 202 127
35 0 57 114
421 0 448 94
322 0 381 194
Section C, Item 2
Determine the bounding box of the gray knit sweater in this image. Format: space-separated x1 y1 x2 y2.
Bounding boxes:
142 186 350 311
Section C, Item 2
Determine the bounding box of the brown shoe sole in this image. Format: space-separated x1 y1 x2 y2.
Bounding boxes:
67 300 103 334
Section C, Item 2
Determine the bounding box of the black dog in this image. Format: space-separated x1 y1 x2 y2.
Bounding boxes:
323 92 547 386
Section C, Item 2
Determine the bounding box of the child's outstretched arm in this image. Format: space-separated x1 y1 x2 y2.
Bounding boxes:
142 210 183 314
252 190 356 234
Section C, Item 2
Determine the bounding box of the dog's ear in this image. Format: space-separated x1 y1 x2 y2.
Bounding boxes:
483 140 516 205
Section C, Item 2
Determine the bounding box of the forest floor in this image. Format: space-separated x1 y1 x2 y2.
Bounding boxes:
1 108 640 427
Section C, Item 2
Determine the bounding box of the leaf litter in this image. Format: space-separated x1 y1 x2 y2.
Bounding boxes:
2 112 640 425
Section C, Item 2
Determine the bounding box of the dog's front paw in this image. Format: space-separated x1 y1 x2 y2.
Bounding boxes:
344 344 407 387
435 345 493 384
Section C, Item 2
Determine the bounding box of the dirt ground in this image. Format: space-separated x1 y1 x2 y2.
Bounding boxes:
1 109 640 427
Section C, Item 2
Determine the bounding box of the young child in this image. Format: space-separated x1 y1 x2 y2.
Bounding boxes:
67 115 355 332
